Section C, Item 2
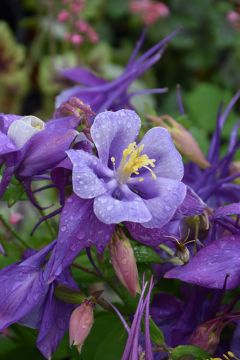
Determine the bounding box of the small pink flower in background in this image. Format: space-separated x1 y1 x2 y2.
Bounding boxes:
9 212 23 225
129 0 170 26
70 34 83 45
227 10 240 30
57 10 70 22
75 20 88 32
57 0 99 46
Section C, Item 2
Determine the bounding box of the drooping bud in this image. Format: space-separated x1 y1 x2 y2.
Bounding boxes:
7 116 45 148
189 320 223 354
69 300 94 353
55 97 94 142
109 229 140 297
147 114 210 169
55 97 94 122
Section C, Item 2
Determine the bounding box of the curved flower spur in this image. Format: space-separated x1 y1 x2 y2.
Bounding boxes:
46 109 187 281
56 30 179 114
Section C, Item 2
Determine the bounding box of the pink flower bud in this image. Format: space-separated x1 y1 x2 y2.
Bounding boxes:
9 212 23 225
70 34 83 45
69 300 94 353
57 10 70 22
71 0 85 13
75 20 89 32
87 28 99 43
109 230 140 297
189 321 222 354
129 0 169 25
147 114 210 169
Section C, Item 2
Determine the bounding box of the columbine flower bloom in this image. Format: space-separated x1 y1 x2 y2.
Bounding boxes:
0 241 78 359
0 109 81 201
46 109 186 280
56 31 178 113
162 93 240 290
183 92 240 207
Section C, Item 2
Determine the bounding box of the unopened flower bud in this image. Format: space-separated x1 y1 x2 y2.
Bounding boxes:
109 230 140 297
57 10 70 22
189 321 222 354
229 161 240 176
7 116 45 148
69 300 94 353
147 114 210 169
55 97 94 122
175 243 190 264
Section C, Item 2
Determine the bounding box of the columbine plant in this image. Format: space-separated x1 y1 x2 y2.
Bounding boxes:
0 30 239 360
46 108 186 281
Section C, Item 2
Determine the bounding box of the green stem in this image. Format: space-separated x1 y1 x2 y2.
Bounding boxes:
38 209 56 239
0 214 28 248
72 263 99 277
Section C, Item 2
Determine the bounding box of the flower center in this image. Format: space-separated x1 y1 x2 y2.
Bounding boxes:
115 142 156 184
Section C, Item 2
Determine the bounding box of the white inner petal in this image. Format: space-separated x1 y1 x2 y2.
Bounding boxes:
7 116 45 148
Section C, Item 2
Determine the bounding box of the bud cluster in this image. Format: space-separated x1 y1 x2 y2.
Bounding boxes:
57 0 99 46
129 0 170 26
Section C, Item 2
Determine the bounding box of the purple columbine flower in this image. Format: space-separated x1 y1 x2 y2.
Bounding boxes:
161 93 240 289
0 111 80 202
55 31 179 114
183 92 240 207
46 109 186 280
0 241 78 359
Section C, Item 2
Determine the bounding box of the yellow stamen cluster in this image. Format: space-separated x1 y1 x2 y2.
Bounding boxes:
117 142 156 183
210 352 240 360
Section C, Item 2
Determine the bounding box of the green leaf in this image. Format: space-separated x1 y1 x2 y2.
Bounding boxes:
2 177 26 207
133 245 164 264
54 285 85 304
0 346 44 360
149 318 165 346
185 83 236 134
81 313 127 360
171 345 211 360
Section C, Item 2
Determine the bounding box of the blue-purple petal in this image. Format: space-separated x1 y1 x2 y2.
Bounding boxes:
67 149 108 199
60 67 106 86
141 178 186 229
94 188 152 224
45 194 114 281
138 127 184 180
165 235 240 289
91 110 141 167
